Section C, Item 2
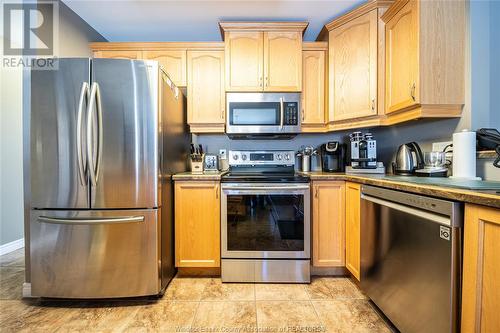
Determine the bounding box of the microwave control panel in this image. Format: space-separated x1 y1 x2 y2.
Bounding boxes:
284 102 299 125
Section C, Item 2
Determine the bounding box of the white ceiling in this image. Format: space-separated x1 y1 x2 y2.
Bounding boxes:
62 0 365 42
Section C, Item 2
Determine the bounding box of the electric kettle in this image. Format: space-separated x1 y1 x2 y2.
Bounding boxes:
392 142 425 175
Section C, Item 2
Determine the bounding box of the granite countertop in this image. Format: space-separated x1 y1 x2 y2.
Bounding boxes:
302 172 500 209
172 171 228 181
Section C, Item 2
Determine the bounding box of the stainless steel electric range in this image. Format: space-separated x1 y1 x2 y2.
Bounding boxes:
221 150 311 283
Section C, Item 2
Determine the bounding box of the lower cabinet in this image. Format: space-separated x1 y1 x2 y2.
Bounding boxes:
345 182 361 280
174 181 221 268
312 181 345 267
462 204 500 333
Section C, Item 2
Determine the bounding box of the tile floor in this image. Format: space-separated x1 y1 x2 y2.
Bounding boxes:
0 248 393 332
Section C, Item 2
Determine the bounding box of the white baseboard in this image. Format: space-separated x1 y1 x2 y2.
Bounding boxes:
0 238 24 256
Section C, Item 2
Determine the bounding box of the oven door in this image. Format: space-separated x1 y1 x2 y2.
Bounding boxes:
221 183 310 259
226 92 301 134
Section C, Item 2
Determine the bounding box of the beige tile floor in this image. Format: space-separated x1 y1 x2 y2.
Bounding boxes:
0 249 394 332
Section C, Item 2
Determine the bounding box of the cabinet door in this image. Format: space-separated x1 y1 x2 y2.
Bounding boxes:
385 0 419 113
143 50 187 86
264 31 302 92
93 50 143 59
345 182 361 280
462 204 500 333
225 31 264 91
187 50 225 127
301 50 326 127
330 10 378 121
175 181 221 268
312 181 345 267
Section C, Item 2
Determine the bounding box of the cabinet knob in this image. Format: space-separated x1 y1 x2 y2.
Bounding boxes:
410 83 416 101
314 187 318 198
259 76 263 87
371 99 375 112
215 185 219 199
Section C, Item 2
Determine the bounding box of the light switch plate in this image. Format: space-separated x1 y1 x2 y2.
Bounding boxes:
219 149 227 160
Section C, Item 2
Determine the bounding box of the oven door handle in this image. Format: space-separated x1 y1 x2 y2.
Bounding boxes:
222 185 310 191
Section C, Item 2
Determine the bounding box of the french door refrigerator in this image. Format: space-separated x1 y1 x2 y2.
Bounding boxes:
29 58 189 298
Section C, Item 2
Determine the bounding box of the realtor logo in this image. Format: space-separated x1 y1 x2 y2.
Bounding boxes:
2 0 58 69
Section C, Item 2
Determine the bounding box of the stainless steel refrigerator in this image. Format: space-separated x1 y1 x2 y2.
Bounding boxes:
28 58 189 298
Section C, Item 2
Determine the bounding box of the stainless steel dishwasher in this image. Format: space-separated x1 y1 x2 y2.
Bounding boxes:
360 185 463 333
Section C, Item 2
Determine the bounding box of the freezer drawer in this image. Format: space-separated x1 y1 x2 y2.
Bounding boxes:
30 209 160 298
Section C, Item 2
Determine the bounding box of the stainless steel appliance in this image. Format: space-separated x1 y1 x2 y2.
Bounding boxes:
226 93 301 138
360 185 463 333
392 142 425 175
221 150 310 283
296 146 318 172
321 141 346 172
29 58 189 298
350 132 377 169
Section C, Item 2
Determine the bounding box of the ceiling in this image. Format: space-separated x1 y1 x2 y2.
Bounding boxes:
62 0 365 42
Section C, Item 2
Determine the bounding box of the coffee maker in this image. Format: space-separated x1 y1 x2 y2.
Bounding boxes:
350 132 377 169
321 142 346 172
347 131 385 174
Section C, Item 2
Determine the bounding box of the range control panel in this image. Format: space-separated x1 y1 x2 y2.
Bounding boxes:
284 102 299 126
229 150 295 166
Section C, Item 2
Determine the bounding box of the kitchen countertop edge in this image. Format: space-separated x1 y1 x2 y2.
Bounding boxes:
173 171 228 181
303 172 500 209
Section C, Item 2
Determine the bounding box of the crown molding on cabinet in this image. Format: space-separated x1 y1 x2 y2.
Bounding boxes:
302 41 328 51
316 0 393 41
380 0 410 22
89 42 225 51
219 21 309 39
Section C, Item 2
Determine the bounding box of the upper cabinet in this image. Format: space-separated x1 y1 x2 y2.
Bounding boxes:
264 31 302 91
93 50 143 59
382 0 465 119
329 10 378 122
220 22 308 92
143 50 187 86
224 31 263 91
301 43 327 132
187 49 225 133
320 1 390 125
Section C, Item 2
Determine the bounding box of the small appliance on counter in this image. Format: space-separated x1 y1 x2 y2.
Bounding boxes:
415 151 448 177
296 146 318 172
392 142 424 175
347 132 385 174
321 141 346 172
451 129 481 180
190 144 204 174
204 154 219 172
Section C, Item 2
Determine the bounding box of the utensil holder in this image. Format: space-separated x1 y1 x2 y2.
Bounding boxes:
190 160 204 174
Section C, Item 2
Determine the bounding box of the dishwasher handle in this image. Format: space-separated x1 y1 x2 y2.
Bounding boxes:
361 194 452 227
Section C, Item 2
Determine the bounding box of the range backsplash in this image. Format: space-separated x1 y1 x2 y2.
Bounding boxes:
194 118 463 172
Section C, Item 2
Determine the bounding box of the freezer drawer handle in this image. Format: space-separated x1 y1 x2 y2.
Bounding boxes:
38 215 145 225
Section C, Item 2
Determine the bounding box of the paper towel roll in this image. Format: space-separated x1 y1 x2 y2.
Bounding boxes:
451 130 481 180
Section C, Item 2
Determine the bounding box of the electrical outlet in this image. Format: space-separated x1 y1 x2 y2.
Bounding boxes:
219 149 227 160
432 141 453 152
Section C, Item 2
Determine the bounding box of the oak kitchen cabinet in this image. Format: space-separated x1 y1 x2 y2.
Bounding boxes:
143 50 187 86
187 49 225 133
462 204 500 333
174 181 221 268
220 22 307 92
93 50 143 59
382 0 465 119
312 181 346 267
319 0 390 126
301 43 327 132
345 182 361 280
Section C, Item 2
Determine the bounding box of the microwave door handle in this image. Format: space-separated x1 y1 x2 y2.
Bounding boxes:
280 97 284 130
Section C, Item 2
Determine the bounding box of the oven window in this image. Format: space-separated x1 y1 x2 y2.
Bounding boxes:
229 102 280 125
226 194 304 251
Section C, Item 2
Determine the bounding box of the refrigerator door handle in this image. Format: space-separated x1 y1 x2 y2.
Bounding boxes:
77 82 89 186
87 82 103 186
38 215 145 225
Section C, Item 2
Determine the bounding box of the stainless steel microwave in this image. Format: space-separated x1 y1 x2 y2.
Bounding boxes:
226 92 301 136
